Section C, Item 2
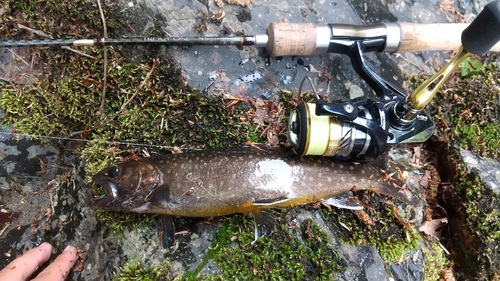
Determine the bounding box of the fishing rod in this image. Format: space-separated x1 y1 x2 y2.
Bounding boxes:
2 2 500 161
2 23 500 56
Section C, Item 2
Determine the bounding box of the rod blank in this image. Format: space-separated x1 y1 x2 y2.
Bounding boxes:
0 36 255 48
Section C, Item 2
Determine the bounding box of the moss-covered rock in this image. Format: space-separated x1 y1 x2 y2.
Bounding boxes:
196 214 347 280
413 54 500 279
429 141 500 280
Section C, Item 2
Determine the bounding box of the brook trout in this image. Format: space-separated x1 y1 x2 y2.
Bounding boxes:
92 146 414 247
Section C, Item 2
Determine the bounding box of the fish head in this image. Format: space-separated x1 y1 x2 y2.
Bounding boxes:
91 160 163 212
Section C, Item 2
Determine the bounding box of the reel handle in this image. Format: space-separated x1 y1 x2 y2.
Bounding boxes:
396 0 500 122
462 0 500 55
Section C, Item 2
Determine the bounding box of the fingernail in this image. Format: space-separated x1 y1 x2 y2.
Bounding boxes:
40 242 50 247
63 245 74 253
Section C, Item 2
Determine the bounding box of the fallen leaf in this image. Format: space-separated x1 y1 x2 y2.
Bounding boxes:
419 218 448 238
224 0 252 6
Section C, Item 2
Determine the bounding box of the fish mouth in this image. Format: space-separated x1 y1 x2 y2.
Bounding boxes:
91 193 109 207
91 176 117 208
91 167 161 209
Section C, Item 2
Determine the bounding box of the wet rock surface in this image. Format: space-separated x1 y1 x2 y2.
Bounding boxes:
1 0 499 280
119 0 411 101
460 148 500 194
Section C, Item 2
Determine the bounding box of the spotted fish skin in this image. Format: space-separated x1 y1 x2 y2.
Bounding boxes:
91 146 392 217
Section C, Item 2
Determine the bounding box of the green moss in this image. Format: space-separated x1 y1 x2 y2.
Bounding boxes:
454 123 500 157
178 218 236 281
422 242 450 281
320 192 421 262
300 218 346 279
427 141 500 279
182 213 346 280
1 46 261 172
453 174 500 279
0 0 118 40
278 90 294 121
411 57 500 277
96 210 156 236
113 260 174 281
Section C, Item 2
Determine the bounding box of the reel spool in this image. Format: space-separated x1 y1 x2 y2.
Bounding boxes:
289 102 370 158
289 77 388 160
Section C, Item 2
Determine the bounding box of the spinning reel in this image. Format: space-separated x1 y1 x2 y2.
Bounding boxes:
288 0 500 160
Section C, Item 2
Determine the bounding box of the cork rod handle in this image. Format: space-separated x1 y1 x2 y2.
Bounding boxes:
267 21 500 56
396 21 500 53
266 23 318 57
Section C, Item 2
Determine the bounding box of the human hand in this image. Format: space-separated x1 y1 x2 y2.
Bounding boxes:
0 242 77 281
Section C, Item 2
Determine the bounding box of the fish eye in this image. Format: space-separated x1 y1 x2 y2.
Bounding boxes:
105 166 120 178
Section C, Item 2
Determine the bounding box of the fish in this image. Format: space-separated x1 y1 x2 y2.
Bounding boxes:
91 145 416 247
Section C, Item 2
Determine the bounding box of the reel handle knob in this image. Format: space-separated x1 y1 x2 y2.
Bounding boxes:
462 0 500 55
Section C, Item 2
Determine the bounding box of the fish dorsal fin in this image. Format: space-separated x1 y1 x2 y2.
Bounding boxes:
144 184 170 207
159 215 176 249
323 194 364 210
252 210 278 244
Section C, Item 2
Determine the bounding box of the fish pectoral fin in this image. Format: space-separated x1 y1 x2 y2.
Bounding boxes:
159 215 176 249
323 194 364 210
252 210 278 244
145 184 170 207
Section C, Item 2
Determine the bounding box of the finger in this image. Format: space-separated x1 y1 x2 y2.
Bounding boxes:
31 245 77 281
0 242 52 281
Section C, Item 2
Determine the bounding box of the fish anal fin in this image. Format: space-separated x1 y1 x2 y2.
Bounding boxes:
323 194 364 210
159 215 176 249
252 210 278 244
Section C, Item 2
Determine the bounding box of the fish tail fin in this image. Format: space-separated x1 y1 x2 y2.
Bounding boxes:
252 210 278 244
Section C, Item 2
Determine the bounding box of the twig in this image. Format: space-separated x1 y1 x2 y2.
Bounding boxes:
49 189 55 216
0 222 10 237
61 46 95 59
69 59 160 136
17 24 51 38
96 0 108 115
6 48 29 67
115 59 160 116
